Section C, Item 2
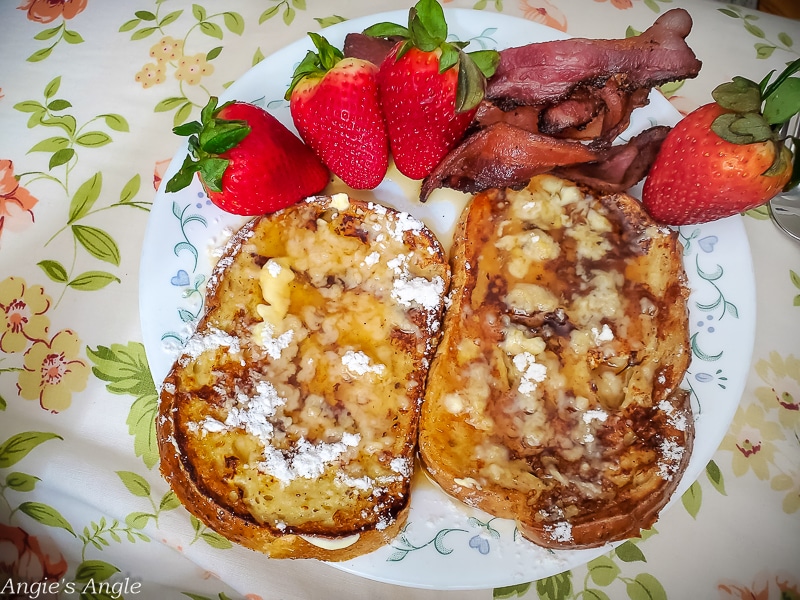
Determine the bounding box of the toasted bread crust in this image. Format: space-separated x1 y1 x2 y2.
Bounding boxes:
158 195 449 560
419 175 693 549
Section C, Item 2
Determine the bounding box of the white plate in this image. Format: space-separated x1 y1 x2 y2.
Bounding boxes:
139 9 756 591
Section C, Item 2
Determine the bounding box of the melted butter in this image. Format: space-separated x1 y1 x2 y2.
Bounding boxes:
298 532 360 550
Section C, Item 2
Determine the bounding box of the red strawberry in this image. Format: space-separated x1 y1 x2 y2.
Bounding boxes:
287 33 388 190
364 0 499 180
166 97 329 216
642 61 800 225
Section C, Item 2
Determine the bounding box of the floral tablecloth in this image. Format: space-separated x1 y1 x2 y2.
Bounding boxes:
1 1 799 599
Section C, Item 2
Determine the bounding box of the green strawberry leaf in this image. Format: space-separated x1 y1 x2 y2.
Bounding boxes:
438 43 459 73
200 96 220 123
456 48 487 113
199 120 250 154
761 57 800 102
468 49 500 79
711 112 773 144
198 157 229 192
362 22 409 38
712 76 761 113
173 120 202 136
285 34 345 97
165 155 200 193
763 77 800 125
409 16 440 52
309 31 344 70
412 0 447 47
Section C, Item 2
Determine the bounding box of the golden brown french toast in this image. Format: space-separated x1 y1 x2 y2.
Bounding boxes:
157 194 450 560
419 174 693 549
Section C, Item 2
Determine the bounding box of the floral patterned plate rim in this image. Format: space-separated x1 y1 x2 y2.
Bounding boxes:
139 9 756 591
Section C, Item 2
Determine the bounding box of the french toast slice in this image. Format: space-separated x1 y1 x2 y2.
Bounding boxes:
419 174 693 549
157 194 450 560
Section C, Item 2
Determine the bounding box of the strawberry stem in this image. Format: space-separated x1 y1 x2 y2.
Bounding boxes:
166 96 250 194
285 33 346 99
363 0 499 113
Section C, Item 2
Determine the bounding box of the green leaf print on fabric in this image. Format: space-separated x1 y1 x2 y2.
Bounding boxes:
259 0 308 26
718 6 800 60
190 515 233 550
12 79 143 305
681 480 702 518
536 571 572 600
87 343 159 469
473 0 504 11
0 431 63 468
73 559 119 583
505 533 671 600
116 471 180 531
123 4 244 125
5 472 41 492
679 458 732 519
18 501 76 536
315 15 348 28
791 270 800 306
0 432 63 527
80 516 149 551
26 19 86 63
494 582 532 598
626 573 668 600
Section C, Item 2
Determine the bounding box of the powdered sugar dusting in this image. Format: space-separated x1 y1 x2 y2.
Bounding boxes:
258 433 361 485
179 327 240 364
658 438 684 479
544 521 572 543
342 350 385 377
391 275 445 313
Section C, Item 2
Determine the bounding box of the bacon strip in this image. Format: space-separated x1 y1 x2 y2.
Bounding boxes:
487 8 701 106
553 126 670 192
420 124 669 201
420 123 598 201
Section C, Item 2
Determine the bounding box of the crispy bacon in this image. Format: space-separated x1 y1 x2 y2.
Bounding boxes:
552 126 670 192
420 124 669 201
487 8 701 106
420 122 598 201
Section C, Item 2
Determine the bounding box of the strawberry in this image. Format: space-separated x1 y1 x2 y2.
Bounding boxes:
642 59 800 225
363 0 499 180
166 97 329 216
286 33 388 190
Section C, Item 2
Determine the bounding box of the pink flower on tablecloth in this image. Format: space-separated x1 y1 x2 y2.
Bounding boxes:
519 0 567 31
719 571 800 600
17 328 89 412
777 573 800 598
174 53 214 86
718 403 784 480
0 523 68 585
17 0 87 23
594 0 633 10
0 277 51 354
153 158 171 190
0 160 38 241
